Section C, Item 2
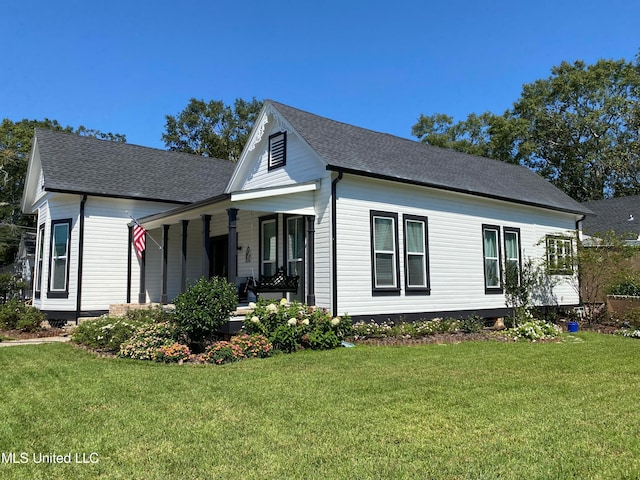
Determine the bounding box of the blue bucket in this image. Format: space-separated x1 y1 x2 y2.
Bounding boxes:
567 321 579 333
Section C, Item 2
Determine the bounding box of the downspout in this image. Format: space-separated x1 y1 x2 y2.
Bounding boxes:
331 171 343 316
75 195 87 324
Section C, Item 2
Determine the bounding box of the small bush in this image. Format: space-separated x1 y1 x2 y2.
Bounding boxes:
459 315 484 334
0 299 44 332
505 320 562 341
242 299 351 353
173 277 238 345
608 276 640 296
118 322 178 361
72 313 158 352
157 342 192 363
199 341 246 364
230 334 273 358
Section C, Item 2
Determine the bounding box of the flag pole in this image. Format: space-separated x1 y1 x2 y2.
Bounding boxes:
125 210 163 250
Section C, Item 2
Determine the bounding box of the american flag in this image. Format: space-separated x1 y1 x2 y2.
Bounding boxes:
133 223 146 259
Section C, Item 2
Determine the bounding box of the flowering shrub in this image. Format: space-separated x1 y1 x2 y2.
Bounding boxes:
230 334 273 358
505 320 562 341
199 341 246 364
242 299 351 353
72 316 142 352
118 322 178 361
352 318 461 340
615 329 640 339
157 342 192 363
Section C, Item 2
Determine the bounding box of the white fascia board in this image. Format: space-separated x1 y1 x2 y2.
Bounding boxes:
231 181 318 202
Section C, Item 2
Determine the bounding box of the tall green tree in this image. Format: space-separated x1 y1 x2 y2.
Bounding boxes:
0 119 125 266
162 97 263 161
412 53 640 201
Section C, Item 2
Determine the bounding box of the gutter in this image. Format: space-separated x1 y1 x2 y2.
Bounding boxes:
75 195 87 324
331 172 343 316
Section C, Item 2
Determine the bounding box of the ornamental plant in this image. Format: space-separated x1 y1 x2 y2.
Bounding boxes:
172 276 238 348
118 322 178 361
199 341 246 364
157 342 192 363
505 320 562 341
242 299 351 353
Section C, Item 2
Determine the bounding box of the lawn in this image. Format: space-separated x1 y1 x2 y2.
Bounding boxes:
0 332 639 479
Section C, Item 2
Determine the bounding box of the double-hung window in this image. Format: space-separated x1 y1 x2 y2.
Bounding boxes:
370 211 400 294
34 225 45 299
48 219 71 298
482 224 502 293
504 227 521 286
260 216 278 276
546 235 573 275
403 214 430 294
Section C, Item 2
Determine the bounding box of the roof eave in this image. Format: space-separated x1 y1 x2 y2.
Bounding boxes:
43 187 193 205
326 165 591 217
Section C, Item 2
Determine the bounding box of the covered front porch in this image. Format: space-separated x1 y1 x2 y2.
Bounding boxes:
128 182 319 312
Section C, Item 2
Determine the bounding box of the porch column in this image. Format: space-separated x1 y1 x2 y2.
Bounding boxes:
160 224 170 304
181 220 189 292
127 225 132 303
227 208 238 284
138 234 146 304
306 215 316 305
201 214 211 278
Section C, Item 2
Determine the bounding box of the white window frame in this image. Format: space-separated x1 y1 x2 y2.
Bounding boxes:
504 227 521 286
546 235 573 275
260 216 278 276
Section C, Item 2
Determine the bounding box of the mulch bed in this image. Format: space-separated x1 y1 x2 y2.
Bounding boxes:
0 327 68 341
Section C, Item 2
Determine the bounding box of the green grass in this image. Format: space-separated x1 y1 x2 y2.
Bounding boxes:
1 332 640 479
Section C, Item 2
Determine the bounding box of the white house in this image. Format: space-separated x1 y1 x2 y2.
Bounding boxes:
22 101 592 325
20 129 235 320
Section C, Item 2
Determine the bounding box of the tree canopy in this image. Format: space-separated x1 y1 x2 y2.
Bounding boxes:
162 97 263 162
412 54 640 202
0 119 125 266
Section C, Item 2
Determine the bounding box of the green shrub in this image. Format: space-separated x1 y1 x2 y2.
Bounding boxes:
15 307 45 332
157 342 192 363
118 322 178 361
173 277 238 345
230 334 273 358
243 299 351 353
459 315 484 334
0 299 44 332
72 316 149 352
199 341 245 364
608 276 640 296
505 320 562 341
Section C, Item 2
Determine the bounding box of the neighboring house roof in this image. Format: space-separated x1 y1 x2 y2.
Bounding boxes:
31 129 236 204
581 195 640 238
267 101 591 216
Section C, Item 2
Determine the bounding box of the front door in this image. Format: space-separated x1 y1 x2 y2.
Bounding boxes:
286 217 305 302
210 235 228 279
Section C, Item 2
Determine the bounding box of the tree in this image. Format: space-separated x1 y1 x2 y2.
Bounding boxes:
162 97 263 161
412 53 640 201
0 119 125 266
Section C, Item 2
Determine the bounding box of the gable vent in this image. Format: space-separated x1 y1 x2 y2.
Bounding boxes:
268 131 286 170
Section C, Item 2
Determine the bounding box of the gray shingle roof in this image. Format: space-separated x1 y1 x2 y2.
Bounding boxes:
268 101 591 215
35 129 235 203
581 195 640 238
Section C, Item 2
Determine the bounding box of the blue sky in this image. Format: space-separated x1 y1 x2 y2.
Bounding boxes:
2 0 639 150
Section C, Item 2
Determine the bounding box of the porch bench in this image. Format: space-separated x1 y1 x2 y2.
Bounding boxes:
247 267 299 299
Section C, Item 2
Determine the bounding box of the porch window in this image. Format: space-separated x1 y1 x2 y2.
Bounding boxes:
268 131 286 170
34 224 45 299
48 219 71 298
370 211 400 294
546 235 573 275
260 216 278 276
482 224 502 293
403 214 430 293
504 227 521 286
